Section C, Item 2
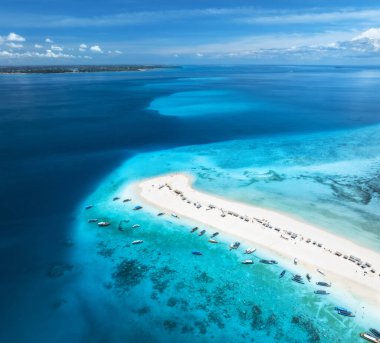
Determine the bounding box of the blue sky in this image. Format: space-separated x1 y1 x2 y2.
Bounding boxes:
0 0 380 64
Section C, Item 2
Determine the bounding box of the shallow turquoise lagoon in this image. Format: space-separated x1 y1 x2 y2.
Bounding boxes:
76 123 380 342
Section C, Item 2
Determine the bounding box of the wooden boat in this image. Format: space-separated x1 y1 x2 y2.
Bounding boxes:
245 248 256 254
198 230 206 236
85 205 93 210
316 281 331 287
306 273 312 282
113 197 120 201
314 290 329 295
157 212 165 216
317 269 326 276
192 251 202 256
230 241 240 250
260 259 277 265
132 240 143 245
337 309 355 317
211 232 219 238
370 329 380 339
292 275 304 284
360 333 380 343
133 206 143 210
279 270 286 278
241 259 254 264
208 239 218 244
98 221 111 227
171 213 179 218
123 198 132 202
191 227 198 233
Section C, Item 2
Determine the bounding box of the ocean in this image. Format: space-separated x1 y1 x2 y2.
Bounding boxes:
1 65 380 342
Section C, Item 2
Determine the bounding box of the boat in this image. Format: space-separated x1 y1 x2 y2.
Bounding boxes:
133 206 143 210
157 212 165 216
85 205 93 210
123 198 131 202
132 240 143 245
260 259 277 265
211 232 219 238
360 333 380 343
306 274 312 282
334 306 351 313
113 197 120 201
208 239 218 244
98 221 111 227
192 251 202 256
245 248 256 254
337 309 355 317
370 329 380 339
314 290 329 295
88 219 98 223
191 227 198 233
198 230 206 236
131 224 140 229
317 269 326 276
294 258 298 265
292 275 304 284
230 242 240 250
171 213 179 218
279 270 286 278
241 260 254 264
316 281 331 287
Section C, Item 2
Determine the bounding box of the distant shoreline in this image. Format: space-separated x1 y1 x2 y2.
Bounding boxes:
0 65 177 74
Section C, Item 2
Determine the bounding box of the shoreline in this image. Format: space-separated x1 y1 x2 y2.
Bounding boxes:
129 172 380 320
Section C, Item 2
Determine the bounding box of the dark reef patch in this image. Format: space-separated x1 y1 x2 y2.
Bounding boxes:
112 259 150 291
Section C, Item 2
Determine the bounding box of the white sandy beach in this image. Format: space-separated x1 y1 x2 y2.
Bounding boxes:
131 173 380 317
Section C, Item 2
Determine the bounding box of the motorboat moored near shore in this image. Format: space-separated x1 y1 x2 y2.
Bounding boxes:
133 206 143 210
198 230 206 236
208 239 218 244
241 259 254 264
245 248 256 254
230 241 240 250
98 221 111 227
360 333 380 343
132 240 143 245
279 270 286 278
314 290 329 295
316 281 331 287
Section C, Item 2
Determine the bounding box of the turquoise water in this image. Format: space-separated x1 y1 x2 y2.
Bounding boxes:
3 65 380 342
76 123 380 342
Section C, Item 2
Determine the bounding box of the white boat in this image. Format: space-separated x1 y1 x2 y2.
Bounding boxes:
245 248 256 254
241 259 254 264
98 221 111 227
131 224 140 229
132 240 143 245
294 258 298 265
208 239 218 244
230 241 240 250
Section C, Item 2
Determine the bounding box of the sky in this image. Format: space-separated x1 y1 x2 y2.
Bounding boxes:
0 0 380 65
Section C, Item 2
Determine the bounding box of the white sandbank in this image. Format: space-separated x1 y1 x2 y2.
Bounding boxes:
131 173 380 317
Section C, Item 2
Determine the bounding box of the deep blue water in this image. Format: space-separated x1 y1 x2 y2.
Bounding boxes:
1 65 380 342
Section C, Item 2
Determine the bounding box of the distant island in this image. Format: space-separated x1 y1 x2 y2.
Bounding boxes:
0 65 175 74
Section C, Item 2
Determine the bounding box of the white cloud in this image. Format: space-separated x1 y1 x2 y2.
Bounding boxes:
90 45 103 53
51 44 63 51
353 28 380 41
196 52 203 57
45 38 53 43
79 43 87 49
34 44 43 49
114 50 122 54
6 32 25 42
7 42 23 48
0 49 74 59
